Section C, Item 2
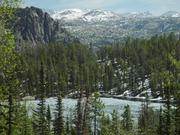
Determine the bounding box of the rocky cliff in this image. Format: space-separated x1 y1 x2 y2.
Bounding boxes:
12 7 77 45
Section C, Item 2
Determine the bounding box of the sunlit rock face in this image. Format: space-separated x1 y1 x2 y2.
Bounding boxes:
11 7 77 46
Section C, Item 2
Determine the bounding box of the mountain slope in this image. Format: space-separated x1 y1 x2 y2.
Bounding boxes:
12 7 77 46
50 9 153 22
50 9 180 45
161 11 180 18
51 9 86 20
51 9 122 22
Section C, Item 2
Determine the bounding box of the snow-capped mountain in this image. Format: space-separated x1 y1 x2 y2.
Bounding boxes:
10 6 180 46
51 9 121 22
124 11 153 18
47 9 180 46
51 9 154 22
161 11 180 18
82 10 120 22
51 9 86 20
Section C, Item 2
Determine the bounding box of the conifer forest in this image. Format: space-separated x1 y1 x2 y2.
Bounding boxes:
0 0 180 135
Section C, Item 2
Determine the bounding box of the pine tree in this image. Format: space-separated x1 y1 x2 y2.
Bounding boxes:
65 115 70 135
138 103 158 135
82 96 91 135
175 98 180 135
169 51 180 135
54 92 64 135
111 110 121 135
68 109 75 135
99 113 112 135
46 105 52 133
160 67 176 135
32 62 49 135
90 92 104 135
163 83 175 135
174 89 180 135
74 91 83 135
121 105 133 132
0 1 22 133
157 106 163 135
14 103 34 135
7 94 14 135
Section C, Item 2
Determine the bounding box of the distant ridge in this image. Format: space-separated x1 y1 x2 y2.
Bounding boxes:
48 8 180 45
8 7 180 46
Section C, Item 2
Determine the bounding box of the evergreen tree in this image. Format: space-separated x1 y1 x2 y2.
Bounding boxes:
32 62 49 135
175 94 180 135
0 1 22 134
121 105 133 132
82 96 91 135
99 113 113 135
162 83 175 135
157 106 163 135
65 115 70 135
74 91 83 135
54 92 64 135
90 92 104 135
169 52 180 135
46 105 52 133
138 103 158 135
111 110 121 135
14 103 34 135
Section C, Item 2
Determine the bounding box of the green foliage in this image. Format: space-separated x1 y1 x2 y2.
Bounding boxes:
90 92 105 135
54 93 64 135
10 33 180 135
0 1 22 135
97 33 180 97
32 62 49 135
20 43 99 97
1 2 180 134
111 110 122 135
100 113 114 135
138 103 159 135
0 0 21 28
14 103 34 135
121 105 133 132
46 105 52 133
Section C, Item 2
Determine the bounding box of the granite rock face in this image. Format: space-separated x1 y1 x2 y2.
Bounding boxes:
12 7 76 45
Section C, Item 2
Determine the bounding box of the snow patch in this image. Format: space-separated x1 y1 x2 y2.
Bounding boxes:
117 90 131 97
172 13 180 17
136 89 152 98
51 9 87 20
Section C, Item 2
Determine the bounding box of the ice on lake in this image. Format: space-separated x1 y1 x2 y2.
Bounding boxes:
25 97 163 119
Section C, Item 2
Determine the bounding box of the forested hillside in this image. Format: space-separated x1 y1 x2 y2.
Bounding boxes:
20 43 99 97
97 34 180 99
0 0 180 135
19 33 180 100
1 33 179 135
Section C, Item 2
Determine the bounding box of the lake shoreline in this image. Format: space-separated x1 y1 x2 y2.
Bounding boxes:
67 94 167 103
101 95 166 103
22 95 168 103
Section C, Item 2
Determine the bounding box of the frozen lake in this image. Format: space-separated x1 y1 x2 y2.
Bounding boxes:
25 97 163 119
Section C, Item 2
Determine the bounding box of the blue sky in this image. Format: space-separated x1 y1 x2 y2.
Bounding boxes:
23 0 180 15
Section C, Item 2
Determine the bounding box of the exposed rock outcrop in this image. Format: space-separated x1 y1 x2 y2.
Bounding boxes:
12 7 77 45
